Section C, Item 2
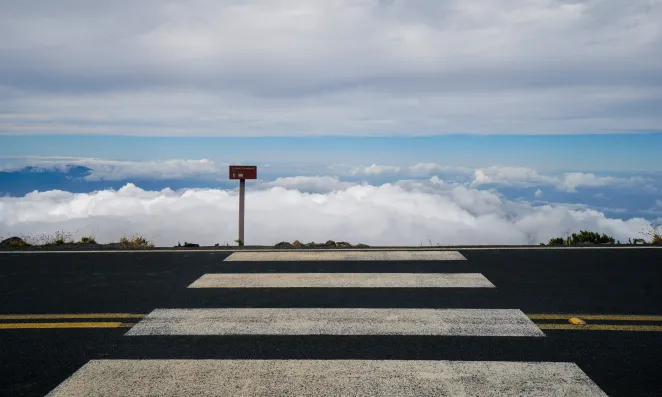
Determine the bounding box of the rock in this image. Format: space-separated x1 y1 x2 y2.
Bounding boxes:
336 241 352 248
292 240 303 248
0 237 30 248
324 240 336 247
355 243 370 248
274 241 294 249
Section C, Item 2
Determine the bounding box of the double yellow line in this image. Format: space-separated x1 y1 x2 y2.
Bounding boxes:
1 313 661 331
528 314 662 332
0 313 144 329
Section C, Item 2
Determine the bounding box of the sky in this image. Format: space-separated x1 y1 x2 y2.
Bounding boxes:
1 0 661 245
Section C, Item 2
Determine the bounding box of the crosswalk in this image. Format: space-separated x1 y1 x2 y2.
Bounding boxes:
46 250 608 396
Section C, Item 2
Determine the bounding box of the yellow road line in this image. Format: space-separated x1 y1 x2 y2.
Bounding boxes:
2 313 660 321
527 314 662 321
0 322 124 329
537 324 662 332
0 313 145 320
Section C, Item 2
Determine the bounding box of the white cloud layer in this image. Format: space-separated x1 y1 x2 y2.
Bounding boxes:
1 0 661 136
256 176 358 193
0 180 651 246
472 166 647 192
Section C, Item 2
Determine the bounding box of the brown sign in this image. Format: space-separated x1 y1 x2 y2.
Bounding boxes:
229 165 257 180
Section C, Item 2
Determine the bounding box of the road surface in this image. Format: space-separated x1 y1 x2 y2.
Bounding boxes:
0 248 660 396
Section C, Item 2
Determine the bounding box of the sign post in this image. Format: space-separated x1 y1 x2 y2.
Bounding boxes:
229 165 257 246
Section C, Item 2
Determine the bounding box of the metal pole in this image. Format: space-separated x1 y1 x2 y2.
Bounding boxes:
238 178 245 246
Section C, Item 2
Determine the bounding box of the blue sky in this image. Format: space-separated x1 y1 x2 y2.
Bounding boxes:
2 134 661 173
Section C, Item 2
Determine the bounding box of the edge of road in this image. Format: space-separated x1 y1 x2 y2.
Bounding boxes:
1 245 661 253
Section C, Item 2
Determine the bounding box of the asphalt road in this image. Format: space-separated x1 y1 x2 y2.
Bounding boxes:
0 248 660 396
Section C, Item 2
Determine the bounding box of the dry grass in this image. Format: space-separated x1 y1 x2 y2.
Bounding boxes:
2 230 158 249
119 235 154 249
27 230 74 246
2 231 73 247
643 224 662 245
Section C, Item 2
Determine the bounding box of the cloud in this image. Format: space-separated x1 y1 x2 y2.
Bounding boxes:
472 166 558 187
0 180 651 246
471 165 647 192
408 163 474 176
0 0 661 136
348 164 402 175
560 172 645 192
535 189 543 197
329 163 474 178
257 176 358 193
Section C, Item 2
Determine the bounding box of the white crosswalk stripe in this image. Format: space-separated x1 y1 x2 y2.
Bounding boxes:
46 359 608 397
125 308 544 336
224 250 467 261
188 273 496 288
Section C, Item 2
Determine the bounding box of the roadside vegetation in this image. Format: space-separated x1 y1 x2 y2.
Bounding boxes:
545 230 617 246
0 231 153 249
543 226 662 246
0 236 31 248
176 241 200 247
80 236 97 244
273 240 369 248
1 227 660 249
642 224 662 245
45 230 74 246
120 235 154 249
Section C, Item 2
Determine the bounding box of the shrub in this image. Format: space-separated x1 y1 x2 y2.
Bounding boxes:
566 230 615 245
546 230 616 246
120 235 154 249
547 237 565 246
80 236 97 244
0 237 31 248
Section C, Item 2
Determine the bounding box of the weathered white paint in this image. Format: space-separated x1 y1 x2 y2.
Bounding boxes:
125 308 544 337
223 251 467 261
46 360 607 397
188 273 495 288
